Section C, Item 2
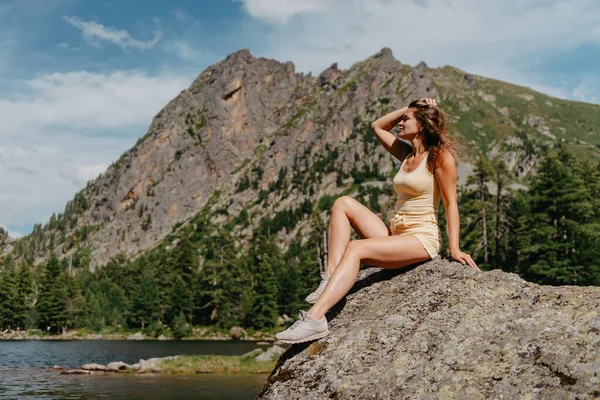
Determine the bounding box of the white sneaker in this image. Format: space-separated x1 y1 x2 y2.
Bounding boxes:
305 273 330 304
275 310 329 344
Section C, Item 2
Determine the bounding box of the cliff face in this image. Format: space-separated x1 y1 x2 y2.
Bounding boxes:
4 47 600 269
258 260 600 399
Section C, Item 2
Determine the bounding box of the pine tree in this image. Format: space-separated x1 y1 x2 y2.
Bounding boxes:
168 276 193 324
36 253 68 333
461 156 495 267
131 269 160 329
13 261 34 329
0 262 18 330
248 259 278 329
492 157 514 270
520 149 593 285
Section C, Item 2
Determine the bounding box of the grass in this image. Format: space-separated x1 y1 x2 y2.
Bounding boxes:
157 355 276 375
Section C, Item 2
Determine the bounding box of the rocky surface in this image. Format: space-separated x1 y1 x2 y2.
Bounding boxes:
258 258 600 399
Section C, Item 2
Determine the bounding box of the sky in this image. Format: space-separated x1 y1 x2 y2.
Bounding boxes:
1 0 600 238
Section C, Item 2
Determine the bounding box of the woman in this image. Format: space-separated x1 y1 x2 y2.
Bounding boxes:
276 98 479 344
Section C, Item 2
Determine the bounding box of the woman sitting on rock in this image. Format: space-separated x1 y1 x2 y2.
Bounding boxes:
276 98 479 344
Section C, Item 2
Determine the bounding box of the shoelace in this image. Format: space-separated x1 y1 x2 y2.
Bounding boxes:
288 316 306 331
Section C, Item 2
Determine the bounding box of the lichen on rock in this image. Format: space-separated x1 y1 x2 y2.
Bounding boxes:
258 258 600 399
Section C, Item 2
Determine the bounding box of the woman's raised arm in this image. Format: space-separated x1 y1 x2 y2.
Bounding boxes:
371 107 412 162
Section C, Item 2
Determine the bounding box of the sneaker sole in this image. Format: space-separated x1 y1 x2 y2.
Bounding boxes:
277 329 330 344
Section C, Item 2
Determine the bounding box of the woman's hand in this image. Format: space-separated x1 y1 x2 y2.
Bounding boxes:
450 249 479 270
422 98 437 107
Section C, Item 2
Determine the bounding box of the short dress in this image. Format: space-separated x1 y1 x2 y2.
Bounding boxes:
389 151 442 259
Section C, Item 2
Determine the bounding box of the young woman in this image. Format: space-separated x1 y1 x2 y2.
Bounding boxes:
276 98 479 344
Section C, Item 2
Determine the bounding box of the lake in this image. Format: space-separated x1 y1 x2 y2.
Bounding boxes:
0 340 273 399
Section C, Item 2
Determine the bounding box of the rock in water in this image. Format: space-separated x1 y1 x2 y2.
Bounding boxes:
255 345 286 362
258 258 600 399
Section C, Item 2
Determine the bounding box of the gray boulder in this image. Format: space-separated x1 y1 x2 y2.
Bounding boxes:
106 361 130 371
126 331 144 340
229 326 247 340
255 345 286 362
258 259 600 399
137 355 179 371
241 348 264 360
80 363 107 371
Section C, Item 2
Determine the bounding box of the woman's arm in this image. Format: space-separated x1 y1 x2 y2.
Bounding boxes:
371 107 412 162
435 151 479 270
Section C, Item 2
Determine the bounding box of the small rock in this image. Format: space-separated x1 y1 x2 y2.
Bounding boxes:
106 361 130 371
241 349 264 359
255 345 286 362
62 369 92 375
81 363 108 371
229 326 247 340
86 334 102 340
157 334 168 341
51 365 64 370
127 332 145 340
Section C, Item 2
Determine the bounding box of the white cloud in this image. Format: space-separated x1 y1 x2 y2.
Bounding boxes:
238 0 600 103
0 70 191 230
236 0 332 24
168 40 203 61
64 16 161 50
0 70 190 133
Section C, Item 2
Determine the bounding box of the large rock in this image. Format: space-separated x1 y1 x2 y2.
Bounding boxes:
258 258 600 399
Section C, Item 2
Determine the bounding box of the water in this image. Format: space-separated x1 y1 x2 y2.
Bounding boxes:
0 340 272 399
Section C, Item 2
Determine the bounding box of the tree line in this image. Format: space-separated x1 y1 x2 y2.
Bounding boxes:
1 145 599 335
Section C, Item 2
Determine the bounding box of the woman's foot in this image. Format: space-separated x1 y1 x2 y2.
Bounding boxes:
275 310 329 344
305 273 330 304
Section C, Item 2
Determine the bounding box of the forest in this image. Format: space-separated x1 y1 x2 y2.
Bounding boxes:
1 145 599 336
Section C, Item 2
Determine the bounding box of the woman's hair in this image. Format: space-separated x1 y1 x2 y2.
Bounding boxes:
408 98 461 175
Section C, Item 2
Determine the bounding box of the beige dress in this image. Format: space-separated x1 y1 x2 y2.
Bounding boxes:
389 151 442 258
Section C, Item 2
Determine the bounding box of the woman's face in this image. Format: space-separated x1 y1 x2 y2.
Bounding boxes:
397 109 420 138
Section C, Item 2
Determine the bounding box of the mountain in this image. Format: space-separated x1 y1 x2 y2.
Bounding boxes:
2 47 600 269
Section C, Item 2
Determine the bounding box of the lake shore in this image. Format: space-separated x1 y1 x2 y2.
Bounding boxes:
57 348 285 376
0 328 277 341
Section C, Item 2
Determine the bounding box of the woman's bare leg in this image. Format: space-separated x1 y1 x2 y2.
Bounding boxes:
326 196 390 277
308 235 430 320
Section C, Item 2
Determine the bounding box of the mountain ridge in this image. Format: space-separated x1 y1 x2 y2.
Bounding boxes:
2 47 600 270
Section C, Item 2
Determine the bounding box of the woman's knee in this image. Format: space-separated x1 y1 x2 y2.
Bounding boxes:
332 196 356 214
344 240 362 259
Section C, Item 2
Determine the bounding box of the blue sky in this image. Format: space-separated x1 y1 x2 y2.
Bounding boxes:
1 0 599 238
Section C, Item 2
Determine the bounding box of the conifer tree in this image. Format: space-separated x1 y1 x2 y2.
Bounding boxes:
131 269 160 329
519 149 593 285
460 156 494 267
0 262 18 329
12 261 34 329
168 276 193 323
492 157 514 270
248 258 278 329
36 253 68 333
